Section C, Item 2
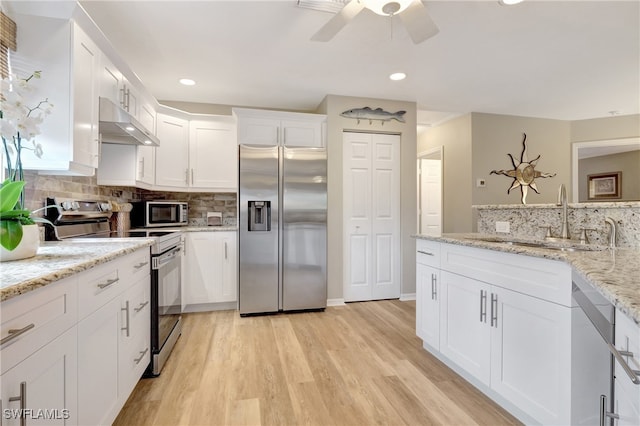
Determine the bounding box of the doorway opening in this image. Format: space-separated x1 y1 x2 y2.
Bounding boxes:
417 146 443 236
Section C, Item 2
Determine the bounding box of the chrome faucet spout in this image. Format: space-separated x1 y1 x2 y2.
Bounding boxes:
605 217 617 248
557 184 570 239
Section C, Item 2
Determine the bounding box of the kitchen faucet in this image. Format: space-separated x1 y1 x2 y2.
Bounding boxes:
605 217 617 248
557 184 570 239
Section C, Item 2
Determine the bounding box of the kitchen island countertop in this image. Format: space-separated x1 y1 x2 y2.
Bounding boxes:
0 239 154 302
415 233 640 325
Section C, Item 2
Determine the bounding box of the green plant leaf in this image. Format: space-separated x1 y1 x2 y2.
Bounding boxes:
0 209 31 220
0 219 24 251
0 181 26 212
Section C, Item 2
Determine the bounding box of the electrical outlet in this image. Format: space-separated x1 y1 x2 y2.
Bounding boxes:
496 221 510 233
476 178 486 188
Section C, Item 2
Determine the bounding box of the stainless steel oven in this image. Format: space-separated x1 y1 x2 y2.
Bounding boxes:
149 233 182 376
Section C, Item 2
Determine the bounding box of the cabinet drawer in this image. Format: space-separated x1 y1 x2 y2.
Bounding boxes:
120 248 151 283
0 276 78 374
440 243 572 306
416 239 440 267
78 262 122 320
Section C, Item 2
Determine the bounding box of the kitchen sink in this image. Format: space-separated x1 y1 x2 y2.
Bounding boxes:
469 236 606 252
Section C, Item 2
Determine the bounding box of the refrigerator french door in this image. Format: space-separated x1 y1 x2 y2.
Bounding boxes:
239 144 327 315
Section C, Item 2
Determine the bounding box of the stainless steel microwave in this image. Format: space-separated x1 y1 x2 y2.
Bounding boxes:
131 201 188 228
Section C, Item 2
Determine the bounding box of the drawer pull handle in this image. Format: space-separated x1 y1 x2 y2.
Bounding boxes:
134 348 149 364
97 277 119 289
134 301 150 313
134 261 149 270
490 293 498 328
479 290 487 323
1 324 35 345
8 381 27 426
417 250 434 256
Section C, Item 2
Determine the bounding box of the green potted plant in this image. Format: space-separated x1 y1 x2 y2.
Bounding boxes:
1 71 52 261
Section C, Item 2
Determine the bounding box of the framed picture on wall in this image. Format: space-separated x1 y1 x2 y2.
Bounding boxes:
588 171 621 200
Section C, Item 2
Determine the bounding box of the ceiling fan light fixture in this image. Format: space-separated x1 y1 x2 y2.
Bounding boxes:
362 0 413 16
389 72 406 81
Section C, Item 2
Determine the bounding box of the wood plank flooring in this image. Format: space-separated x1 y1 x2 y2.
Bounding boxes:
114 300 521 426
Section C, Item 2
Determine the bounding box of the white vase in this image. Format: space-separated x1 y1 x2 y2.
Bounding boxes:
0 224 40 262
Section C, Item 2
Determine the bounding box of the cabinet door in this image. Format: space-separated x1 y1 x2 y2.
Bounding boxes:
72 22 100 169
138 103 156 135
490 287 572 425
1 327 78 426
219 232 238 303
439 271 491 385
237 117 279 145
155 113 189 187
615 311 640 425
77 297 121 426
184 232 220 305
189 119 238 190
416 263 439 349
137 145 155 185
120 77 138 119
281 119 323 147
100 55 122 105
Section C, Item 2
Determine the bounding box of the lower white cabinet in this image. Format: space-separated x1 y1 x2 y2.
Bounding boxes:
416 239 594 425
614 308 640 425
0 327 78 425
77 249 151 425
184 231 237 311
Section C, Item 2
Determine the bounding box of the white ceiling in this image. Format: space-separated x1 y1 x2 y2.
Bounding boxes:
73 1 639 125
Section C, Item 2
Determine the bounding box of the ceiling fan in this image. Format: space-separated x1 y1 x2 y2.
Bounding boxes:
306 0 439 44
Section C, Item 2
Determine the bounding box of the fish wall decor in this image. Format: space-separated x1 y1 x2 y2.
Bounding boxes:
340 107 406 125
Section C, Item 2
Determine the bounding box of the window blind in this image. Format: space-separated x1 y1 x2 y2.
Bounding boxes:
0 11 17 79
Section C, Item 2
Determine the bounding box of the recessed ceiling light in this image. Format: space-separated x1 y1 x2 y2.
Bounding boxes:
499 0 524 5
179 78 196 86
389 72 406 81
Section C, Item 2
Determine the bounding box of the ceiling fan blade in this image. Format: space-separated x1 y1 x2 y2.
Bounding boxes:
398 0 439 44
310 0 366 42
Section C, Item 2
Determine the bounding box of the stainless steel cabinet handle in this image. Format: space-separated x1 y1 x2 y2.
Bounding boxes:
134 348 149 364
8 382 27 426
480 290 487 323
599 394 619 426
134 261 149 270
134 301 149 313
191 168 194 185
224 242 228 260
121 300 130 337
417 250 434 256
97 277 119 289
431 274 437 300
611 343 640 385
490 293 498 328
1 324 35 346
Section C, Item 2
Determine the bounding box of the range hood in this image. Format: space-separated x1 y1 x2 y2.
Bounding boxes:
99 97 160 146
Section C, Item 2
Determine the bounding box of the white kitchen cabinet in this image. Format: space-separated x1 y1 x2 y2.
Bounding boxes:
184 231 237 311
1 327 78 426
13 15 100 175
76 247 151 425
155 113 190 187
189 119 237 190
100 54 123 106
234 107 326 147
614 309 640 425
415 239 440 349
97 143 156 188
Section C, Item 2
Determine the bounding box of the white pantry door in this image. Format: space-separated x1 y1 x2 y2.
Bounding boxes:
419 157 442 236
343 132 400 302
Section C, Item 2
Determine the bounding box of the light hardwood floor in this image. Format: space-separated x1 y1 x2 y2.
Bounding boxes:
114 300 521 426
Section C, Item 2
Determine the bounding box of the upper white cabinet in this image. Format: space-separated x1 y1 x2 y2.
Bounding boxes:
234 108 326 147
13 15 100 175
154 112 237 191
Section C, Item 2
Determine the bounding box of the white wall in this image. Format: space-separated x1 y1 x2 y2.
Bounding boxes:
316 95 417 300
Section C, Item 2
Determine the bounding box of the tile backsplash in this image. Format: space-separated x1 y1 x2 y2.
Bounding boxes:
475 202 640 248
23 171 237 226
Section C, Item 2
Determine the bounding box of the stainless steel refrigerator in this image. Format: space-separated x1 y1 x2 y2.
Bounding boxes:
238 144 327 315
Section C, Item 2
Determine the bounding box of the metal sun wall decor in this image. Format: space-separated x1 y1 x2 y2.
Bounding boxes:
490 133 557 204
340 107 406 125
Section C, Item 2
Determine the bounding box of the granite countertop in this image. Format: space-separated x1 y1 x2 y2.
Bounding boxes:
0 239 154 303
415 233 640 325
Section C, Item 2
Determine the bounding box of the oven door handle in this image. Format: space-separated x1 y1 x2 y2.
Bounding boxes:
152 246 182 270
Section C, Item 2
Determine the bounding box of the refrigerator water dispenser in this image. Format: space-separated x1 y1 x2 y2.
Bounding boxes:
248 201 271 231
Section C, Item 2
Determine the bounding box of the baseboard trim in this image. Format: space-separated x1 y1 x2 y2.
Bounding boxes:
400 293 416 301
326 298 346 307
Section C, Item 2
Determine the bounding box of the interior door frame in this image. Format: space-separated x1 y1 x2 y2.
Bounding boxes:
417 146 443 236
